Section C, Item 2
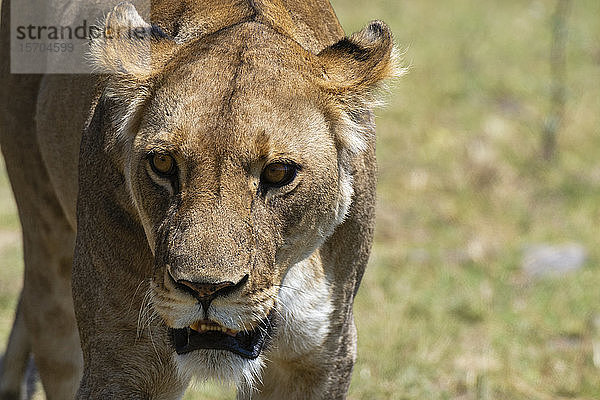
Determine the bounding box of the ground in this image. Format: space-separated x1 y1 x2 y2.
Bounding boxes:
1 0 600 399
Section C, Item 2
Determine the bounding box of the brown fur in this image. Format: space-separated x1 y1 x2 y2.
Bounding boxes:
0 0 398 398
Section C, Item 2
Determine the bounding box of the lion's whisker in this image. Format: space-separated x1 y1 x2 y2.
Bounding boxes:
136 286 154 340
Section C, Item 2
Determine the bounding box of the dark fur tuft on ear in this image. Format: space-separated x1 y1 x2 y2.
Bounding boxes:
320 21 402 91
319 21 405 154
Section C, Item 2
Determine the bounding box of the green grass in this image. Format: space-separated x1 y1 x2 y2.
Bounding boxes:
2 0 600 398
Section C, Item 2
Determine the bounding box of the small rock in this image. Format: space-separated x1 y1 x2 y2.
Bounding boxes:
522 243 587 278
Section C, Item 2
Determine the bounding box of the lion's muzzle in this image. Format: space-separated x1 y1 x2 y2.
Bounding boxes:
162 265 275 359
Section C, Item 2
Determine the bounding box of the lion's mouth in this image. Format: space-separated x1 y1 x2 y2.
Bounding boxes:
170 315 273 359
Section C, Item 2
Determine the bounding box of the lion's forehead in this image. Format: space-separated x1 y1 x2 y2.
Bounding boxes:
149 23 323 121
141 58 333 163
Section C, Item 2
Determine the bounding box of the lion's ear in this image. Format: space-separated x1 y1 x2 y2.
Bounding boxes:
88 2 175 78
318 21 403 154
88 3 177 142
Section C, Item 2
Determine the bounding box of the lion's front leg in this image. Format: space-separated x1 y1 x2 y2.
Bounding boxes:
72 266 189 399
72 225 188 400
75 330 187 400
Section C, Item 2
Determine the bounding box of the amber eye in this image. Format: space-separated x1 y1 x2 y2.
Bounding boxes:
150 153 176 176
261 162 298 188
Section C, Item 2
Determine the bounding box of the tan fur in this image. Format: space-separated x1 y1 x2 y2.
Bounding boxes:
0 0 398 398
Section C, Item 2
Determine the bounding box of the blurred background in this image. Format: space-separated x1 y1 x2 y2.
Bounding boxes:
1 0 599 399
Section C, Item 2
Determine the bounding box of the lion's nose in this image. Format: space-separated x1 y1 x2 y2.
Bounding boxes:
177 280 234 298
172 273 249 312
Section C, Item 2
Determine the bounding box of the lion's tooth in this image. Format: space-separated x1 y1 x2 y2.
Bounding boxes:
188 320 240 335
224 328 238 337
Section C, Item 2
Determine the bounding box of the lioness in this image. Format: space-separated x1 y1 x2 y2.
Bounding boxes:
0 0 399 398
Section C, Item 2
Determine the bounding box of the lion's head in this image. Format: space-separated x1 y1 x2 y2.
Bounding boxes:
88 2 398 388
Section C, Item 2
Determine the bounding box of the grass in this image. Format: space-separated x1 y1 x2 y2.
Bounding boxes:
2 0 600 398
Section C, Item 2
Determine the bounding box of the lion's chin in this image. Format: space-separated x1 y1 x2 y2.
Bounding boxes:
168 313 274 390
174 349 265 390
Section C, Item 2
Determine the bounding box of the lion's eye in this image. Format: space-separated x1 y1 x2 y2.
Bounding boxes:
261 162 297 188
150 153 176 176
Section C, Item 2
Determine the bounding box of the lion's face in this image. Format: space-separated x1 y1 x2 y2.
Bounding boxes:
89 3 397 387
127 28 348 380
